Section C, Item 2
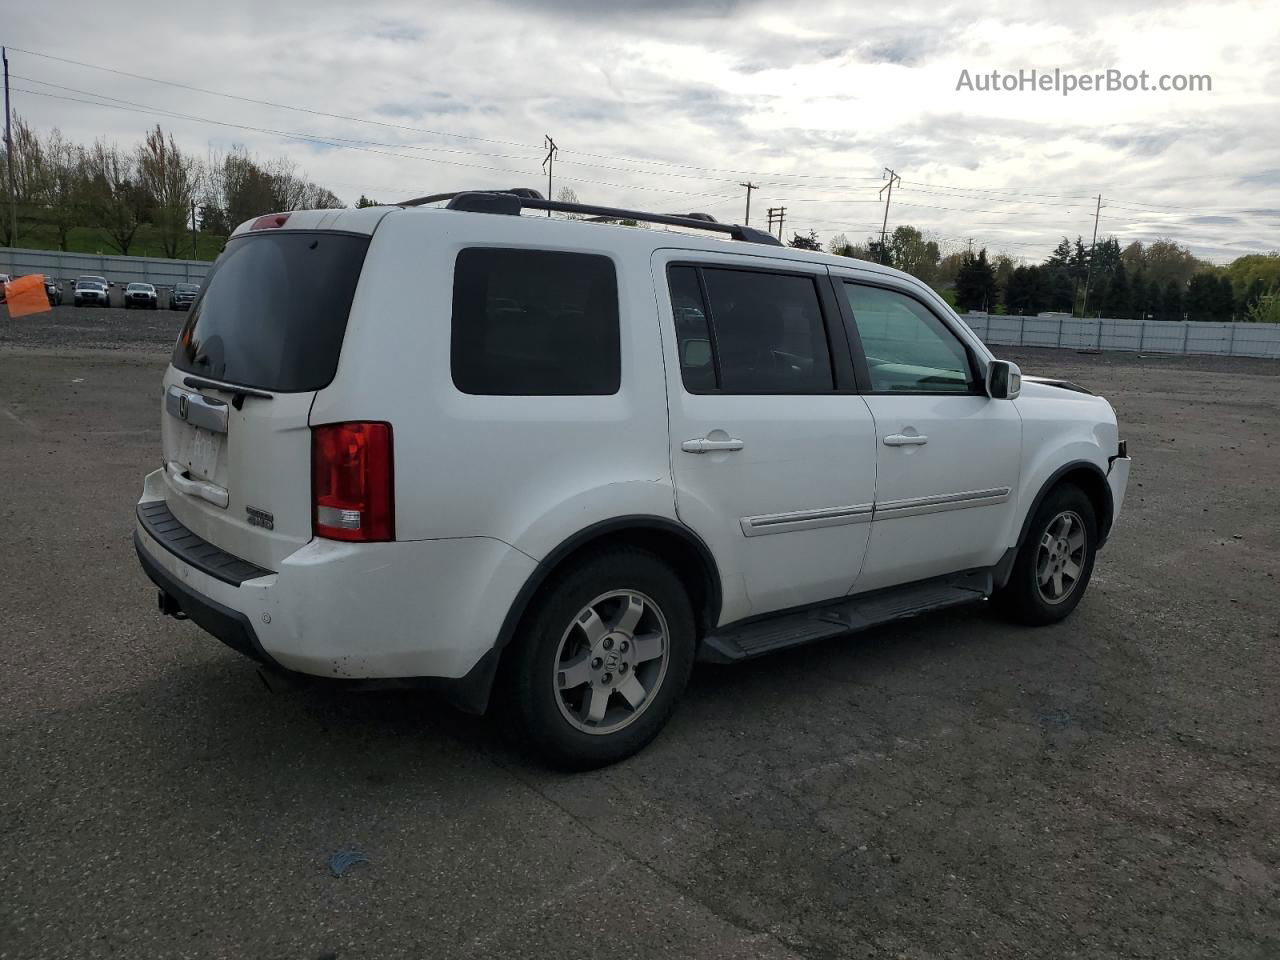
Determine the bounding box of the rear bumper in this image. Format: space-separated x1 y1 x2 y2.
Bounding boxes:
135 530 277 668
134 471 537 709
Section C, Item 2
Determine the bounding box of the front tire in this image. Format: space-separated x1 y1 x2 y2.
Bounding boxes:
995 484 1098 625
505 548 695 769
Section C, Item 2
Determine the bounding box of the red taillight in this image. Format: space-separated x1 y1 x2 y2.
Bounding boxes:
311 422 394 542
250 212 290 230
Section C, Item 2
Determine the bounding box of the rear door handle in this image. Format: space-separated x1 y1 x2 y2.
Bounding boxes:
681 437 745 454
883 434 928 446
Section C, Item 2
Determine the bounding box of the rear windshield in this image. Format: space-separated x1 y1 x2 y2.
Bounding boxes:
172 231 370 392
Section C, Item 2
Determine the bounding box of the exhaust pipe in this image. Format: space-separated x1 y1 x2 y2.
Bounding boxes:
157 590 189 620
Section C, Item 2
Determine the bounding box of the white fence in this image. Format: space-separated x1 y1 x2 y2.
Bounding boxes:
0 246 211 289
961 313 1280 360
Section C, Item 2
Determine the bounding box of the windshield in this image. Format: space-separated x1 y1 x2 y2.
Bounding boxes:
76 282 103 291
128 284 153 292
176 284 199 293
172 231 370 392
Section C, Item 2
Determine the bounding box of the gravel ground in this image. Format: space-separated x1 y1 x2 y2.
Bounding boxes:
2 307 1278 959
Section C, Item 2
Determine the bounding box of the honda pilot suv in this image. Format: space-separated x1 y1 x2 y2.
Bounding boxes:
135 190 1131 768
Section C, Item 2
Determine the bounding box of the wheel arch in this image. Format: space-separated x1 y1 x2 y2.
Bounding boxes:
1016 460 1114 554
495 515 723 657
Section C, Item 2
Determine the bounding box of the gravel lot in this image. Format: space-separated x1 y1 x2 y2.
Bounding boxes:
2 306 1278 959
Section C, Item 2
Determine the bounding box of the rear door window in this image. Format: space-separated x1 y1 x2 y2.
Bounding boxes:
668 264 835 394
172 232 370 392
451 248 620 396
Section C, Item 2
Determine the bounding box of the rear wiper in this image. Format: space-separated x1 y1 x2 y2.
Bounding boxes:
182 375 274 407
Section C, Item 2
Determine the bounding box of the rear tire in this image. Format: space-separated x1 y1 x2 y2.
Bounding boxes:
504 547 695 769
995 484 1097 625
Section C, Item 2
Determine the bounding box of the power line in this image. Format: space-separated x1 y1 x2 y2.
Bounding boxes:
7 84 735 201
11 51 1274 231
4 46 889 186
7 51 1274 254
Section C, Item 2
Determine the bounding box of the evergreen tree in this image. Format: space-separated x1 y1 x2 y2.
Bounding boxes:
1103 261 1129 318
954 249 997 312
1159 280 1184 322
1128 267 1148 320
1213 275 1235 321
1003 265 1042 315
1185 273 1216 321
1243 277 1267 315
788 229 822 251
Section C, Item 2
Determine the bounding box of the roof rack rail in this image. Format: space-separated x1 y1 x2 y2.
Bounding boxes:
394 188 783 247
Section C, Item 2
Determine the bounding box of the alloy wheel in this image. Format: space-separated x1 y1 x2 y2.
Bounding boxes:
553 590 670 736
1036 510 1087 604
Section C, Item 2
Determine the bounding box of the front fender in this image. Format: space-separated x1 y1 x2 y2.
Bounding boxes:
1010 390 1118 550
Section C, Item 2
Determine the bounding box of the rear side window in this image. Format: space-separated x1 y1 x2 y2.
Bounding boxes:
668 264 834 394
451 248 620 396
172 232 370 392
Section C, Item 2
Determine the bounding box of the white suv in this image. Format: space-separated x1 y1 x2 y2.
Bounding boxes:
135 190 1131 767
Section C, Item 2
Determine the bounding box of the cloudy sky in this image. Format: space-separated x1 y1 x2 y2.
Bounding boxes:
5 0 1278 262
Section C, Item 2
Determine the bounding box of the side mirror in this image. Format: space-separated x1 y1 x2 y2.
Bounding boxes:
986 359 1021 400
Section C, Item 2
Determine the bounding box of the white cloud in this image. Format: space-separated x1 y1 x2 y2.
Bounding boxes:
5 0 1278 261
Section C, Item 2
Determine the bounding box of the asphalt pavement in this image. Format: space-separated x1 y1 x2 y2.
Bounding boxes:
1 308 1277 959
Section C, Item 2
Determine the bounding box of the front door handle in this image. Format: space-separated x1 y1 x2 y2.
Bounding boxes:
883 434 928 447
682 437 745 454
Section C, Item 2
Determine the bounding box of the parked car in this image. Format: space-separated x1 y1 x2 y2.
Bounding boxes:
73 280 110 307
124 282 159 309
134 192 1131 768
76 276 112 305
0 274 9 303
170 282 200 310
44 276 64 306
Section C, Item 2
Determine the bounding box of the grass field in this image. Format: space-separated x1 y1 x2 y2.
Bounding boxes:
9 222 227 261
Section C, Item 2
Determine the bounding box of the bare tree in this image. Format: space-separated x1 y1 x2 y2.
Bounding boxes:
41 130 88 251
137 125 200 258
85 140 148 255
0 115 45 245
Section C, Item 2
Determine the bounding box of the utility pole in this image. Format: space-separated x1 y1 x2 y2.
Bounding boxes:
3 47 16 247
738 181 758 226
966 238 974 257
766 206 786 241
541 134 558 216
1080 193 1102 317
190 200 198 258
878 167 901 264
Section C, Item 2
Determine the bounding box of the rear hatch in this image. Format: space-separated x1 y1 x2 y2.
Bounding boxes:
160 217 377 571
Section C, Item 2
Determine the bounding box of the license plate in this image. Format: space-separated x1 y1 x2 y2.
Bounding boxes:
181 425 224 482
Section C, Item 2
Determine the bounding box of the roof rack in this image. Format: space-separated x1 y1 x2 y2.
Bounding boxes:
394 188 783 247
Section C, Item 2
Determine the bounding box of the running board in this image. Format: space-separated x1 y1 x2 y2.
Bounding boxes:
698 570 992 663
